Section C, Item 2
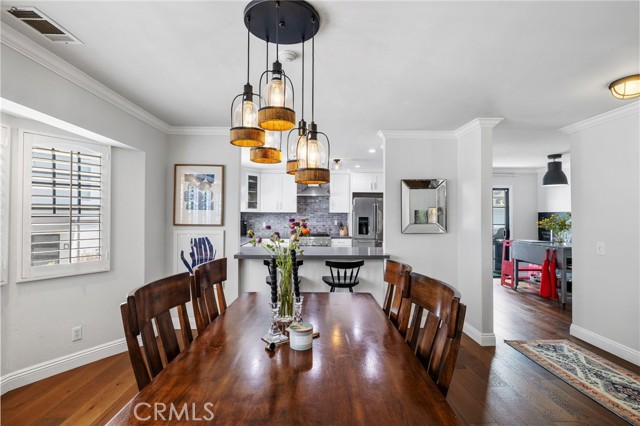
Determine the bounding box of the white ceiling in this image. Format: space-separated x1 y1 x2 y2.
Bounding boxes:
1 1 638 170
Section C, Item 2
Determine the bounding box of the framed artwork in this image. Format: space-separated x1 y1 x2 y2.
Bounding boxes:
172 230 224 274
173 164 224 226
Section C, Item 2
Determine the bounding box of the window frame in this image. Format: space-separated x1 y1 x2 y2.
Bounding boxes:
18 130 111 282
0 125 10 286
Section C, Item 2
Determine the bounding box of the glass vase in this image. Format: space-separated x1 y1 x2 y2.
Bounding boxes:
277 262 294 323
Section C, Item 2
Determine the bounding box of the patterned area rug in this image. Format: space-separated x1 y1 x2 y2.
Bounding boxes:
506 340 640 425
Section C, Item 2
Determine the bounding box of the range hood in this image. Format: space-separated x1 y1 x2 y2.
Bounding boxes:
298 184 330 197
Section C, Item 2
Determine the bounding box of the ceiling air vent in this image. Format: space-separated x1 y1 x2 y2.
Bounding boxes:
7 6 82 44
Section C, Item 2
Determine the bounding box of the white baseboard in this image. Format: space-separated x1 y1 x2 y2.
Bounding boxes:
1 338 127 395
570 324 640 366
463 322 496 346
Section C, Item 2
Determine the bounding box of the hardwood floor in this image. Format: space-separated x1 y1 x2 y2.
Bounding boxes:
2 283 637 425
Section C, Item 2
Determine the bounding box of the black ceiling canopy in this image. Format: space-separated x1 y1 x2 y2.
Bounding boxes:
244 0 320 45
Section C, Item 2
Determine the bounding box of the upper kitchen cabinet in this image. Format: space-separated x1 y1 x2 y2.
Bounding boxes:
261 173 297 213
330 173 350 213
241 171 260 212
351 172 384 193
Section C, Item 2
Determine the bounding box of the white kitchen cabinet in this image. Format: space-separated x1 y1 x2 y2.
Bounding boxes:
241 171 260 212
330 173 350 213
260 173 298 213
350 172 384 193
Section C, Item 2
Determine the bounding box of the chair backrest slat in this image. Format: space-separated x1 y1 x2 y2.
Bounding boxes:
382 260 412 337
120 272 194 390
192 258 228 335
405 272 464 397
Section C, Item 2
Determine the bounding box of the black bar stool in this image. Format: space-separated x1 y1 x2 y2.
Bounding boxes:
322 260 364 292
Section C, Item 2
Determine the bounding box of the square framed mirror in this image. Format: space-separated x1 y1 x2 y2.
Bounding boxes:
401 179 447 233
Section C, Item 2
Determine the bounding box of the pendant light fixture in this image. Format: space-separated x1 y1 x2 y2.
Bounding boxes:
250 43 283 163
256 2 296 131
229 17 265 147
295 31 330 185
286 38 307 175
609 74 640 100
542 154 569 186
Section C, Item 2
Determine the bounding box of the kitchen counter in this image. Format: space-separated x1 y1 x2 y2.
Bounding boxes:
234 246 388 259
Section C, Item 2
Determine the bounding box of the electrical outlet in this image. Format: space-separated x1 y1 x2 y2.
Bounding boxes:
596 241 605 256
72 326 83 342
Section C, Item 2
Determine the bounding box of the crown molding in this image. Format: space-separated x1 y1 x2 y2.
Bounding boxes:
377 130 457 140
455 118 504 138
492 167 539 175
167 126 229 136
1 26 171 134
560 101 640 134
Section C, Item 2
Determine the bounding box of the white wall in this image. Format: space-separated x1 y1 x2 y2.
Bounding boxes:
568 105 639 364
492 172 539 240
383 136 459 286
167 134 241 304
537 164 571 213
1 115 146 375
382 119 500 347
1 41 170 387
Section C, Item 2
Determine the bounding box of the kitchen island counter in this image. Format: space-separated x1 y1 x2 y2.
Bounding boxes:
234 246 389 260
235 247 389 305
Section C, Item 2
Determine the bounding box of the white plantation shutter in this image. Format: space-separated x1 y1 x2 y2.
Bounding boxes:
0 126 9 286
21 133 110 281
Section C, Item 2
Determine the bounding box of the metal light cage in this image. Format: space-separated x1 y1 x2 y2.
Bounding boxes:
250 130 283 163
609 74 640 100
295 122 330 184
230 86 266 147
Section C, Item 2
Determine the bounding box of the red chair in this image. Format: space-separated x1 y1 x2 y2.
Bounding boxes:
500 240 542 288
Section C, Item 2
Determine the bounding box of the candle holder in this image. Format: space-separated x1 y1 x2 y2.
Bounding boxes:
293 295 304 323
262 302 289 345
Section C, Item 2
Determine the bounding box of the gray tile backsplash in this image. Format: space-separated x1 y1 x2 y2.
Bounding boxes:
241 197 348 237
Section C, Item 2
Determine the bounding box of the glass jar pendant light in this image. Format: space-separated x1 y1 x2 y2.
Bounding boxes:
286 37 308 174
295 31 330 185
250 130 283 163
257 2 296 131
230 17 265 147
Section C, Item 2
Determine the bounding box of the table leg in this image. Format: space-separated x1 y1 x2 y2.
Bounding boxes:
513 259 519 290
560 267 567 310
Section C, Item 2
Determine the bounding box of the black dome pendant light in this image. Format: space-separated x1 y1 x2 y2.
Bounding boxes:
542 154 569 186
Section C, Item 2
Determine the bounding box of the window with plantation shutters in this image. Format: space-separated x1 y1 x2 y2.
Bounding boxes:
20 132 110 281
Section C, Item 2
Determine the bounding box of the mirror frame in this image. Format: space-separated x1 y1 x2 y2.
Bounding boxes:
401 179 447 234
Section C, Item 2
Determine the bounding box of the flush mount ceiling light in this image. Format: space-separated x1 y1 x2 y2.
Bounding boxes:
229 17 265 147
542 154 569 186
247 0 320 131
332 159 341 171
295 33 330 185
609 74 640 100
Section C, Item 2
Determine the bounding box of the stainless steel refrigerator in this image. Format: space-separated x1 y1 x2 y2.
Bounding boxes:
352 194 383 247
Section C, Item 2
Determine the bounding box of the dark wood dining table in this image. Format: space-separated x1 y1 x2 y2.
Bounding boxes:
107 292 461 425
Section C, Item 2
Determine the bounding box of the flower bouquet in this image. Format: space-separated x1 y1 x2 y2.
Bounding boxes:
538 213 572 244
249 218 308 319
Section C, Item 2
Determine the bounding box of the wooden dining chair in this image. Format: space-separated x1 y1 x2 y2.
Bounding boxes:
435 297 466 396
404 272 465 396
120 272 194 390
322 260 364 292
382 260 412 337
191 257 228 335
